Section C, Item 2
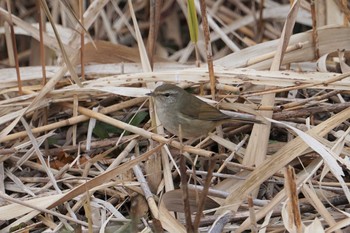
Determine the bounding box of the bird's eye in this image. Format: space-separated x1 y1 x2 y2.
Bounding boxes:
164 93 170 97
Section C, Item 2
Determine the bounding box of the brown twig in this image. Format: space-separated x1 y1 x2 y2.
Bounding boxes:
193 159 215 230
273 102 350 120
199 0 216 99
5 0 22 95
180 151 194 232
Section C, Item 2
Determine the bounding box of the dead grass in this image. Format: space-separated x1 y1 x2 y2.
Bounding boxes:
1 0 350 232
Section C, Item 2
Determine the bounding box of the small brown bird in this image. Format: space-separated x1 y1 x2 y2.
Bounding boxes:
147 84 262 138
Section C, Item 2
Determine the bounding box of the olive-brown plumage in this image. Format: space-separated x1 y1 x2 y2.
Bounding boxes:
148 84 261 138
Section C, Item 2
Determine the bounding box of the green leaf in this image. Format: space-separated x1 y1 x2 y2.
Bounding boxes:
92 112 149 139
187 0 199 43
47 136 59 146
93 121 122 139
129 111 148 127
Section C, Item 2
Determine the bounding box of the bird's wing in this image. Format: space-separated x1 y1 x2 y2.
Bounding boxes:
179 92 229 121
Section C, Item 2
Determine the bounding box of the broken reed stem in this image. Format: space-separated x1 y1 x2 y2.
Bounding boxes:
199 0 216 99
248 194 257 233
275 90 342 111
132 154 160 222
243 72 350 98
79 0 85 81
180 152 194 232
273 102 350 120
284 166 303 233
5 0 22 94
193 159 216 230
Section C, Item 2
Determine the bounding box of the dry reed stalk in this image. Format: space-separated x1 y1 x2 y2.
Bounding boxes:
1 1 350 232
221 106 350 213
236 157 324 232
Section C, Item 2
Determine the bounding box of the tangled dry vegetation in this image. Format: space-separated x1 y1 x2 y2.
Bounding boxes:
1 0 350 232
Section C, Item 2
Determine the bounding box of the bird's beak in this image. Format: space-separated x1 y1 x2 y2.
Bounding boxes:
146 91 154 97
